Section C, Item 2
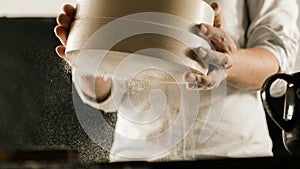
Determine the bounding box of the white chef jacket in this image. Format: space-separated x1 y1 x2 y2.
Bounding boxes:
72 0 300 162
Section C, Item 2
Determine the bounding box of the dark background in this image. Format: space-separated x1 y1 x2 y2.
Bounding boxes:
0 17 291 163
0 17 119 163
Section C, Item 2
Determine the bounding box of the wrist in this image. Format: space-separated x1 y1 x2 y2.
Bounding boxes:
224 48 239 82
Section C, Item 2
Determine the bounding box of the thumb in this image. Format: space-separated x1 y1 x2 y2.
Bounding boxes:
210 2 223 29
208 68 226 88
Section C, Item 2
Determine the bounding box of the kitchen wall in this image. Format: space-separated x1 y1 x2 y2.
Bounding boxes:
0 0 76 17
296 1 300 72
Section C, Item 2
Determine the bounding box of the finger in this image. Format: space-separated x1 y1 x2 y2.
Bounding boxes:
183 71 214 90
57 13 73 28
193 47 232 69
210 2 223 28
208 69 226 87
197 24 236 53
54 25 69 46
62 4 76 17
198 23 224 43
55 45 66 58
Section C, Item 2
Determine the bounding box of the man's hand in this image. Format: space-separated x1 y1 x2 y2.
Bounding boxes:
54 4 76 58
54 4 112 103
184 2 235 90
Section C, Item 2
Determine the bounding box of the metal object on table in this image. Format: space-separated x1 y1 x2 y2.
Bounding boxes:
261 72 300 156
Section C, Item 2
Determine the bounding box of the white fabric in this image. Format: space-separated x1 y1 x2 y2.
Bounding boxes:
73 0 299 162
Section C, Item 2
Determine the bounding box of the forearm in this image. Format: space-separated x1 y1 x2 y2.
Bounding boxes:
226 47 279 90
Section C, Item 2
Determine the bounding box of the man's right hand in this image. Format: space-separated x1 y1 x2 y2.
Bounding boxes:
54 4 76 58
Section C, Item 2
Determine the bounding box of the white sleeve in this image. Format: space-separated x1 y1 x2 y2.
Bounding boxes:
72 69 118 113
246 0 299 73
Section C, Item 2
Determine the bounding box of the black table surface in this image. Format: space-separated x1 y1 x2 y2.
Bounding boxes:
0 157 299 169
0 149 299 169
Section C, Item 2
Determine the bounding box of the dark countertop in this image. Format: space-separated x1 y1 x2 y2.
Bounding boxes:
0 157 300 169
0 149 299 169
